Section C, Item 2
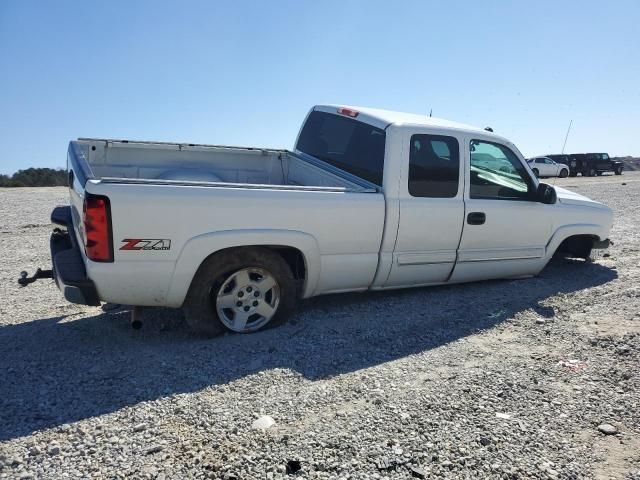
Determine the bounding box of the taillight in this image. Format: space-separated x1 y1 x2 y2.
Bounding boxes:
83 194 113 262
337 107 359 118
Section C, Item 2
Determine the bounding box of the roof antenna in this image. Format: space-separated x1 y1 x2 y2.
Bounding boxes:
429 108 432 117
561 119 572 154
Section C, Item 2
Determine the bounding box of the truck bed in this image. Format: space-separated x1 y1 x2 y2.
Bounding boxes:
66 136 386 308
71 139 376 192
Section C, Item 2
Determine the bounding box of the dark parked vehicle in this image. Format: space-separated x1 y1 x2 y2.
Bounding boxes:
566 153 623 177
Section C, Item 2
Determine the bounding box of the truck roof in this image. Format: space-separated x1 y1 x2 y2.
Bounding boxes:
315 104 498 138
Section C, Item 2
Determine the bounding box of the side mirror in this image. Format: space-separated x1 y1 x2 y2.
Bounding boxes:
536 183 557 204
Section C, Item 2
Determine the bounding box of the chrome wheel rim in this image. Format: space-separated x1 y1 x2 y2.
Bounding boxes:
214 267 280 333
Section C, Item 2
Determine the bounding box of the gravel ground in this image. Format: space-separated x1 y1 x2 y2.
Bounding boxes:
1 173 639 480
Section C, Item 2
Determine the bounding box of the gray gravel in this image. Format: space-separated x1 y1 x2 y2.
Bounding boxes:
1 175 639 479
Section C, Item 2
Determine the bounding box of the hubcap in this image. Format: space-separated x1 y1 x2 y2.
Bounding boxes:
214 267 280 332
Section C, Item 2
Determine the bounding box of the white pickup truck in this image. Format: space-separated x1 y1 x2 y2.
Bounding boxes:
22 105 613 335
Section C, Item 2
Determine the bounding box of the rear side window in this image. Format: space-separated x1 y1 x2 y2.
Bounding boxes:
408 134 460 198
296 111 386 185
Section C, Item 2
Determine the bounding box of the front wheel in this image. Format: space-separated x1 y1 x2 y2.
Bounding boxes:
183 248 297 336
615 166 623 175
559 169 568 178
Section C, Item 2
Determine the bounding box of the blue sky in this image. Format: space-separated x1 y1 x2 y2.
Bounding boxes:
1 0 638 174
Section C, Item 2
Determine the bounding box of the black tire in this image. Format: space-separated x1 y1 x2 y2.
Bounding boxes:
588 168 596 177
183 247 297 336
569 171 577 177
559 168 568 178
615 167 623 175
532 168 539 177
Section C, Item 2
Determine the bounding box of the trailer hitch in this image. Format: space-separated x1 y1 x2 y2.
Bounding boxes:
18 268 53 286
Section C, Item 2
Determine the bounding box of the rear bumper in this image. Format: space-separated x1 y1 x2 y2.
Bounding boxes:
50 210 100 306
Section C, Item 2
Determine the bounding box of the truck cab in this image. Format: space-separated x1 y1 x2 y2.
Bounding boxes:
297 106 611 288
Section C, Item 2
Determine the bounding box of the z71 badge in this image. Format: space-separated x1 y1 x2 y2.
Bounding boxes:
120 239 171 251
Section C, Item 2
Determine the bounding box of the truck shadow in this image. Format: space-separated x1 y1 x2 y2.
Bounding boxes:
0 259 617 441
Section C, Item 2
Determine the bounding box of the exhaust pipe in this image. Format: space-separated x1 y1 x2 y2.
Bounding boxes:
131 306 143 330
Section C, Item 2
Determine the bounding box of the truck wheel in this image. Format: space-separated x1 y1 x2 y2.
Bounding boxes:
615 166 623 175
532 168 539 177
588 168 596 177
183 248 297 336
559 169 568 178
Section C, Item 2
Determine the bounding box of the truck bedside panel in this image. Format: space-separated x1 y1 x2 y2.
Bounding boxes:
85 181 386 307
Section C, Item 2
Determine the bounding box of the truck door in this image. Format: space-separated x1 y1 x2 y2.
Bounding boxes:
450 138 553 283
385 131 465 287
596 153 610 171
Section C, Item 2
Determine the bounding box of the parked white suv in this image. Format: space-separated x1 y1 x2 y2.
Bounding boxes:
527 156 570 178
21 105 613 336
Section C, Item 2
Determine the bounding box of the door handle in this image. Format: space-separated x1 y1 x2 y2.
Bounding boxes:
467 212 486 225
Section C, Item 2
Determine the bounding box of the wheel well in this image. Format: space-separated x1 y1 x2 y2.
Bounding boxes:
269 246 307 281
557 234 597 257
199 245 307 282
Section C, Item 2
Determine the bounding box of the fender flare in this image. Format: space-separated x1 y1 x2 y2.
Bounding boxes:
165 229 321 307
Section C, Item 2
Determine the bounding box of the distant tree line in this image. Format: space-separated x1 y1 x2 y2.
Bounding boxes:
0 168 68 187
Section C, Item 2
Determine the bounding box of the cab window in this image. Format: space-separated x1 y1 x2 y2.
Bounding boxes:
408 134 459 198
469 140 532 200
297 111 386 186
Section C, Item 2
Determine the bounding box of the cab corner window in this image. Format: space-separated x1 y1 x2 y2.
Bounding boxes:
408 134 459 198
469 140 531 200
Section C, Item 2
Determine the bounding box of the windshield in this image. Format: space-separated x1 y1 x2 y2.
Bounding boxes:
296 111 386 186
